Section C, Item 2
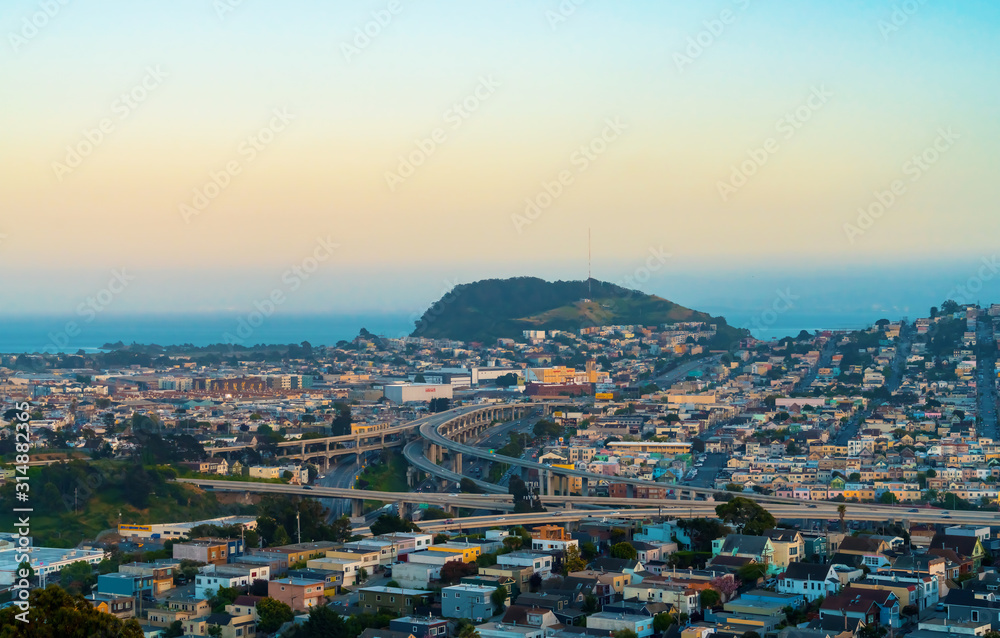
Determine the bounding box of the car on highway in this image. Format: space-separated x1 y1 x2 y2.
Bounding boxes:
806 504 817 508
303 486 313 490
942 515 951 519
908 508 919 513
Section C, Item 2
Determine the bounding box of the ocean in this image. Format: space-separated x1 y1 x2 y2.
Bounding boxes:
0 309 887 355
0 314 416 355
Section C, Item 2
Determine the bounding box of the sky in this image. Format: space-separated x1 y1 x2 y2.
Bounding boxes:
2 0 1000 323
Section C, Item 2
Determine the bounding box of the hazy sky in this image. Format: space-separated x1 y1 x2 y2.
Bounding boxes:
2 0 999 318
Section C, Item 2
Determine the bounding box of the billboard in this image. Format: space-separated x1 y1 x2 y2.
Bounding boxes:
119 524 153 534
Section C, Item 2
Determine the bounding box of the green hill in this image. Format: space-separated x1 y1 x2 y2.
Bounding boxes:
410 277 746 345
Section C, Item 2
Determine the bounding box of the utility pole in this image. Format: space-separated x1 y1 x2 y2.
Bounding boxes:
297 511 302 544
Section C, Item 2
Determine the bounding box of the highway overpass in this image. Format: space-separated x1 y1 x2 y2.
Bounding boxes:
176 478 994 528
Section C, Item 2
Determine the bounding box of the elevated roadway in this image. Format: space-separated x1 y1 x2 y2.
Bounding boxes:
176 478 993 528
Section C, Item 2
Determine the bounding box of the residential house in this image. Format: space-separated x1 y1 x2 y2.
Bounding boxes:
442 584 496 621
777 563 841 602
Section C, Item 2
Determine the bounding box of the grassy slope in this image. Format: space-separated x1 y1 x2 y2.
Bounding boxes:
412 277 745 344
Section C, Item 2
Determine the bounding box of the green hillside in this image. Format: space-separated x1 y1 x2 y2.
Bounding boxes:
410 277 746 345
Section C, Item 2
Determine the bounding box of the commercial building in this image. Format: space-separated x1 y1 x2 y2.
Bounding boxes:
384 383 454 404
116 516 257 541
587 612 655 638
0 546 106 586
172 538 243 566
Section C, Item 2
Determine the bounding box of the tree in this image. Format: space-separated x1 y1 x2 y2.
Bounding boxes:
879 491 898 505
370 514 420 536
653 612 676 632
207 626 223 637
440 561 477 584
613 630 638 638
503 536 523 551
838 504 847 533
563 544 587 574
163 620 185 638
458 624 481 638
491 585 508 614
529 572 543 592
710 575 740 601
358 567 368 583
257 597 294 633
582 594 599 613
59 559 97 595
0 584 144 636
460 477 484 494
580 541 598 560
700 589 721 609
331 403 352 436
858 624 888 638
736 563 767 583
610 542 637 560
715 497 776 535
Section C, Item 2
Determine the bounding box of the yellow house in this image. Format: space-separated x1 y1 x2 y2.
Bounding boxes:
552 464 583 494
842 488 876 501
427 543 481 563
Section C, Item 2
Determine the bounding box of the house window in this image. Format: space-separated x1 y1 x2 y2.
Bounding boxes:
972 610 980 622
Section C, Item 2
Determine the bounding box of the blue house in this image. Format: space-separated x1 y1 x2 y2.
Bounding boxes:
97 572 154 597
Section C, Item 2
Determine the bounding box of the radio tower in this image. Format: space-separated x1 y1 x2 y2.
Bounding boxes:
588 227 592 297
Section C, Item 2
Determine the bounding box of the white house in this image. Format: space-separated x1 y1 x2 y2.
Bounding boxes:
778 562 840 602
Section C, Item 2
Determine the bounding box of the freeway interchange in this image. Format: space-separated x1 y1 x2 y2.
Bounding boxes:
178 370 996 529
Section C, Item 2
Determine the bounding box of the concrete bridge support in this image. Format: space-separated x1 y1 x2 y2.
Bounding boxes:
399 502 413 521
352 499 363 518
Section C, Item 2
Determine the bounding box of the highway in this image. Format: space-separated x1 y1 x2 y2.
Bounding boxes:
174 478 1000 527
393 501 997 531
316 454 365 519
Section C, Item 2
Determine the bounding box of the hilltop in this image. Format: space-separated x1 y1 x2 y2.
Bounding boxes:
410 277 747 345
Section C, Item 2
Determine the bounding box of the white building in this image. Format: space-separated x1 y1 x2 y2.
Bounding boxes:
530 537 579 553
496 552 552 577
587 612 654 638
384 384 454 404
0 547 106 586
777 563 840 602
195 564 270 599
